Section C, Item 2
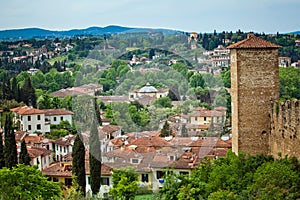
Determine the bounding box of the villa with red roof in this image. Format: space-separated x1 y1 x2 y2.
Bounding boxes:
11 106 50 134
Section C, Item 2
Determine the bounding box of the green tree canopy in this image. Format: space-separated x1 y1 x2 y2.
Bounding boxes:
109 167 138 200
0 164 62 199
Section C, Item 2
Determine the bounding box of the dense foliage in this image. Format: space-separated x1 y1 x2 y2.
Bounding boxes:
279 67 300 100
158 151 300 200
109 167 138 200
0 164 62 199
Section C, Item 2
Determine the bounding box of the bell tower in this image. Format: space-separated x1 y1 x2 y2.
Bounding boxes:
228 34 281 155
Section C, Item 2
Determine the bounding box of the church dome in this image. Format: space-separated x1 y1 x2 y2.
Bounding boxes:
138 82 158 93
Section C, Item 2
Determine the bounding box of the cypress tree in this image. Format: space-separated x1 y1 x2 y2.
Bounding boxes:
21 77 36 107
94 98 102 126
4 112 18 169
72 134 86 196
0 130 4 168
19 140 31 165
89 119 101 195
11 77 20 102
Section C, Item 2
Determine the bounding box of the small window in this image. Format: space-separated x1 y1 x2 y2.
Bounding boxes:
60 116 63 121
169 155 175 161
204 117 207 122
37 124 41 130
156 171 164 179
53 177 58 182
131 158 139 164
37 115 41 120
28 125 31 131
64 147 66 153
60 146 62 152
28 116 31 121
101 177 110 185
54 117 57 121
44 157 47 165
179 171 189 175
88 176 90 184
195 117 197 121
65 178 72 187
141 174 149 182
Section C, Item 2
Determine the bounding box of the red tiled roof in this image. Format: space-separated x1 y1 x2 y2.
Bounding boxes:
15 131 28 142
190 109 224 117
11 106 45 115
102 125 121 134
54 135 75 146
227 34 281 49
28 146 52 158
42 162 72 177
131 136 170 147
44 109 74 116
25 135 44 144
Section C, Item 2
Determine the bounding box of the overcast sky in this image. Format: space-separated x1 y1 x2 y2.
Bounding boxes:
1 0 299 33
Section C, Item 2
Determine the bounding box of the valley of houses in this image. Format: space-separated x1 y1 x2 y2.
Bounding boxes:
3 92 230 196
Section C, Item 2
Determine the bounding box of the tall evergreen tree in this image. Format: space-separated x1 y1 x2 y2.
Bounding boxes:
72 134 86 196
19 140 31 165
94 98 102 126
21 77 36 107
89 119 101 195
4 112 17 169
0 130 4 168
11 77 20 102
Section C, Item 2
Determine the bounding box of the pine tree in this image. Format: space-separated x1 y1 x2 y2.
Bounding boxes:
72 134 86 196
0 130 4 168
4 112 17 169
19 140 31 165
89 120 101 195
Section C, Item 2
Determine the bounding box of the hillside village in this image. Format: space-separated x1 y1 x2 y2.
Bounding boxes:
0 30 300 198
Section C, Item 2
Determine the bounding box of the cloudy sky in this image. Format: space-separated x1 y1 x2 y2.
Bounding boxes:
1 0 299 33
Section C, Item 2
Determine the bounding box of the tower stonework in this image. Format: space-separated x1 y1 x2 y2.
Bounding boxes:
228 34 281 155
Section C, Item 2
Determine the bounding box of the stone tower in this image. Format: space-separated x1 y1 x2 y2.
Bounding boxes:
228 34 281 155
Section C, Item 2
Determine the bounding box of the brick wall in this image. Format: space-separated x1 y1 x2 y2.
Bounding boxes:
270 100 300 158
231 48 279 155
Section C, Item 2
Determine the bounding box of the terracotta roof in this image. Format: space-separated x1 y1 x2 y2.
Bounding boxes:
25 135 44 144
189 108 225 117
42 162 73 177
44 109 74 116
54 135 75 146
28 146 52 158
131 137 170 147
227 34 282 49
85 162 113 176
15 131 28 142
102 125 121 135
11 106 45 115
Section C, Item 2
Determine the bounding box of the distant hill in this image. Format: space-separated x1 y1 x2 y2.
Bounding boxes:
290 31 300 35
0 25 179 40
